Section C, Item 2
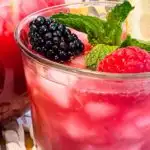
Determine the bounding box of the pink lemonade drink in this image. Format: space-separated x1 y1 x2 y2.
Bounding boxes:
0 0 64 122
15 1 150 150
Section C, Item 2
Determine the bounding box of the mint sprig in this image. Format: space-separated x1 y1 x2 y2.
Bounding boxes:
51 1 134 46
121 35 150 51
51 13 105 45
85 44 118 70
107 1 134 24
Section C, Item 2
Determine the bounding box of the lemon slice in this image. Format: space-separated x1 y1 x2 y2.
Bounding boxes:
70 7 88 15
127 0 150 41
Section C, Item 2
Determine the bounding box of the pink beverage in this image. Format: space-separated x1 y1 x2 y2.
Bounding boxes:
15 1 150 150
0 0 64 122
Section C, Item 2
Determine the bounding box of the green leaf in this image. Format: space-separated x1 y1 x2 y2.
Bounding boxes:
107 1 134 24
121 35 150 51
105 1 134 45
85 44 118 70
103 22 122 45
51 1 134 46
51 13 105 45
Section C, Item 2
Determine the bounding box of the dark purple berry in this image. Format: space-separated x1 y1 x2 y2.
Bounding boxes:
60 37 65 42
35 16 46 26
68 51 74 57
39 25 48 34
46 49 55 58
45 18 53 26
28 31 34 37
52 45 58 51
58 50 70 61
45 41 53 48
64 28 71 36
60 42 67 50
49 23 58 31
58 24 66 33
37 37 45 45
54 55 60 62
30 39 34 45
68 35 75 42
69 42 76 50
36 47 42 52
28 16 84 63
72 33 78 40
79 42 84 51
53 37 60 44
53 30 62 37
41 46 47 53
29 20 36 27
30 24 38 32
44 32 52 40
34 32 40 38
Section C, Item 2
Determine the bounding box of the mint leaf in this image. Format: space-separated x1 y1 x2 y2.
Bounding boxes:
121 35 150 51
51 1 133 46
105 1 134 45
103 22 122 46
51 13 105 45
107 1 134 24
85 44 118 70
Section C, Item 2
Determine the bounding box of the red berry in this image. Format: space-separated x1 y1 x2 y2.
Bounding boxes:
97 46 150 73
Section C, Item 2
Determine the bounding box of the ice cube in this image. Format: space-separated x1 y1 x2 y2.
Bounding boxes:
141 140 150 150
81 145 109 150
116 143 143 150
85 102 118 119
48 68 78 86
35 63 78 86
38 77 70 108
135 115 150 129
115 123 142 140
62 115 95 139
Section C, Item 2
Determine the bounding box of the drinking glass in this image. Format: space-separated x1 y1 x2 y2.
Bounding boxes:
0 0 64 122
15 2 150 150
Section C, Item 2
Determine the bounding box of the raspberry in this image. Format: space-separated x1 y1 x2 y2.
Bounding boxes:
28 16 84 63
97 46 150 73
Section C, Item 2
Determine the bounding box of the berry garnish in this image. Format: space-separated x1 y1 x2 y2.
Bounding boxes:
28 16 84 63
85 44 118 70
97 46 150 73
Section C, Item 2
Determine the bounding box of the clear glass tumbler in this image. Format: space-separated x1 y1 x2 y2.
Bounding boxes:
15 2 150 150
0 0 65 123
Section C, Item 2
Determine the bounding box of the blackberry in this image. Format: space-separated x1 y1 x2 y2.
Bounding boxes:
53 37 60 44
69 42 76 50
28 16 84 63
45 41 53 48
49 22 58 31
52 45 58 51
53 30 62 37
64 28 71 37
58 24 66 33
30 24 38 32
39 25 48 34
44 32 52 40
34 16 46 26
60 42 67 50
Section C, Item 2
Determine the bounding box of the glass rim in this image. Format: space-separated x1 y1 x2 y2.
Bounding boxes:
14 1 150 80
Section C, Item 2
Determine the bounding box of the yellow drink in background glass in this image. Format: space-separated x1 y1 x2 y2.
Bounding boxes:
127 0 150 41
